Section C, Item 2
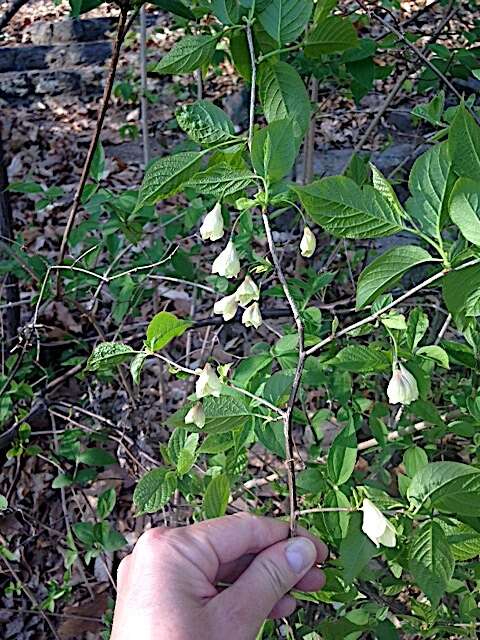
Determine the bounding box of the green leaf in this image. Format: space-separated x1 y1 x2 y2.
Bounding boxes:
449 104 480 181
77 448 116 467
146 311 192 352
407 462 480 516
131 352 147 385
73 522 95 546
412 91 445 127
406 308 429 352
257 61 311 137
0 494 8 510
133 468 177 514
339 513 376 584
330 345 390 373
176 100 236 146
211 0 240 25
90 141 105 182
8 181 44 194
168 396 251 434
186 164 254 198
321 489 351 541
86 342 135 372
251 119 297 181
296 176 403 240
327 416 357 486
204 474 230 519
258 0 313 44
154 35 218 74
440 519 480 561
100 525 127 552
416 345 449 369
263 371 294 406
151 0 195 19
403 446 428 478
443 263 480 321
137 151 205 208
406 142 453 239
450 177 480 246
409 521 454 606
176 433 199 476
230 30 251 81
356 245 434 309
370 164 405 219
97 488 116 520
305 15 358 56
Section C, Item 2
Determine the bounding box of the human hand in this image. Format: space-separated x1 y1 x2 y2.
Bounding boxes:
111 512 328 640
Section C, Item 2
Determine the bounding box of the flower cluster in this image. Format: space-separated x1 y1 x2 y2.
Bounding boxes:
199 204 318 334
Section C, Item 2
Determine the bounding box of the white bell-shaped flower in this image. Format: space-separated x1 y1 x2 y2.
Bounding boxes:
361 498 396 548
213 293 238 322
387 363 419 405
242 302 263 329
235 275 260 307
300 226 316 258
184 402 205 428
212 240 241 279
195 363 222 398
200 203 224 242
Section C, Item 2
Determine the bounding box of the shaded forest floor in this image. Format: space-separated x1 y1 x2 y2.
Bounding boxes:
0 1 479 638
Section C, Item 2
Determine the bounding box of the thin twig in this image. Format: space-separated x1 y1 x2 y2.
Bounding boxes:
245 20 256 151
306 258 480 358
139 5 150 166
346 0 458 168
57 5 137 266
262 212 305 537
359 0 480 125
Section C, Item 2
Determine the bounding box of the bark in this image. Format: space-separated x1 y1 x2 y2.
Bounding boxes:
0 132 20 353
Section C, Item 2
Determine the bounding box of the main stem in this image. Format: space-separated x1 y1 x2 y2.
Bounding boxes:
57 6 133 267
262 211 305 537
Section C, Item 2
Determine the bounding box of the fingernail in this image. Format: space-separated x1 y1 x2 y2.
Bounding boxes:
285 538 316 574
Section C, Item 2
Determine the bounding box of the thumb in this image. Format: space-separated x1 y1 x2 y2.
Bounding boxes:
214 537 317 632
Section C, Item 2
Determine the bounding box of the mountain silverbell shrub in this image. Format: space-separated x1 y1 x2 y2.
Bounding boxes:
85 2 480 632
3 0 480 637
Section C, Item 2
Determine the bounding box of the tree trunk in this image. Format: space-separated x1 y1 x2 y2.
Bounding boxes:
0 132 20 354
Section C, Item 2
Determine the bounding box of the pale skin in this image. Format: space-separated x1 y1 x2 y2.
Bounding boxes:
111 512 328 640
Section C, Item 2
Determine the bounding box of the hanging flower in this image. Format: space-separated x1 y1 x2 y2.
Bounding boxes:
195 363 222 398
242 302 263 329
300 226 316 258
235 275 260 307
361 498 396 548
212 240 241 279
387 363 419 405
184 402 205 428
200 203 224 242
213 293 238 322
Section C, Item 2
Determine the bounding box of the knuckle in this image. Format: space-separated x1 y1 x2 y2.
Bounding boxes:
134 526 167 556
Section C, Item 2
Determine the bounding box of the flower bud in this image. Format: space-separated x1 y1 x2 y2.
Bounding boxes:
200 202 224 242
387 363 419 405
184 402 205 428
212 240 241 279
242 302 263 329
361 498 396 548
213 293 238 322
235 275 260 307
195 363 222 398
300 226 316 258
